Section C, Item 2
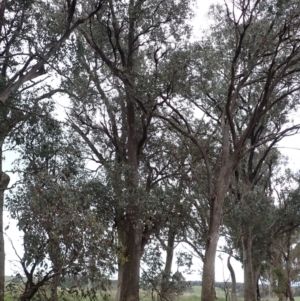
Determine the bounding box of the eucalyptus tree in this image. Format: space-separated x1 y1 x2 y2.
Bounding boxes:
224 149 279 301
267 177 300 301
0 1 107 300
224 158 300 301
159 1 300 301
0 83 58 301
6 115 116 301
53 1 195 300
140 176 192 301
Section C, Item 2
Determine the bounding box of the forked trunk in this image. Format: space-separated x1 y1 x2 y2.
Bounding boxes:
116 219 142 301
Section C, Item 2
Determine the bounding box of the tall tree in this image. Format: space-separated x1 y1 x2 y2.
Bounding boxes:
159 2 300 301
0 2 106 299
54 1 194 300
7 115 116 301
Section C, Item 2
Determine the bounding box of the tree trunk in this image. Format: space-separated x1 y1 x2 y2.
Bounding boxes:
0 146 9 301
49 277 59 301
201 203 220 301
286 281 294 301
285 235 295 301
114 81 142 301
48 233 62 301
201 174 230 301
227 255 237 301
254 266 261 301
0 183 5 301
201 117 233 301
242 232 256 301
116 219 142 301
269 269 274 300
160 230 175 301
256 278 260 301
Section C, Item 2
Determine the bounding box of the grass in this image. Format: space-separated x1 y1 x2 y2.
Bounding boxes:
5 284 300 301
178 286 227 301
138 286 227 301
3 286 226 301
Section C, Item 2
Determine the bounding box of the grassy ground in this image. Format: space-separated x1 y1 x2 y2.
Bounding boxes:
179 286 226 301
3 285 224 301
5 284 300 301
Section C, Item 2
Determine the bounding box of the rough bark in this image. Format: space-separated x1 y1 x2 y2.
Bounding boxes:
227 255 237 301
243 233 256 301
115 79 141 301
0 146 9 301
48 239 61 301
243 237 255 301
116 220 142 301
44 210 66 301
160 230 175 301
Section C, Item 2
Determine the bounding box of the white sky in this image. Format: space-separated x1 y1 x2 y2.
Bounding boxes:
3 0 300 285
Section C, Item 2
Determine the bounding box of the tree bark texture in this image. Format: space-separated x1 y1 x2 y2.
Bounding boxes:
242 233 257 301
201 204 220 301
201 111 235 301
201 169 231 301
115 89 141 301
116 219 142 301
48 236 62 301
